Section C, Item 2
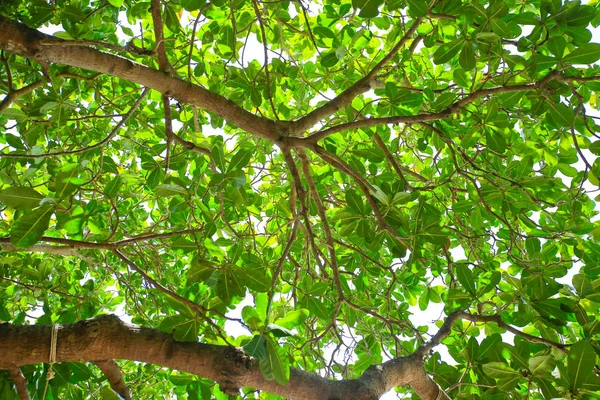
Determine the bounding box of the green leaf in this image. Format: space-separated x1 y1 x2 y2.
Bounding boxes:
187 256 216 283
459 42 476 70
1 107 28 122
273 309 309 329
572 274 593 298
486 130 507 154
173 238 198 254
169 373 195 386
433 39 465 64
243 334 267 359
164 5 180 33
497 375 521 391
107 0 123 7
320 51 339 68
464 336 479 362
568 341 596 392
304 296 332 319
70 362 92 382
155 184 188 197
547 36 567 58
242 306 264 330
259 335 290 385
432 92 456 111
105 176 122 198
266 323 294 337
345 191 364 214
490 19 511 38
0 187 44 210
55 163 81 199
563 43 600 65
453 69 470 87
483 362 520 379
529 355 555 377
589 141 600 156
100 386 121 400
215 269 245 304
353 0 384 18
406 0 428 17
180 0 205 11
240 266 271 292
353 147 385 163
227 148 252 172
455 263 477 296
173 318 199 342
313 26 336 39
10 205 54 248
211 142 226 172
535 376 560 398
546 101 575 127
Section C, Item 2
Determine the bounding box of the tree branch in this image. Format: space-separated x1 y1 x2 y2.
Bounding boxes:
0 315 447 400
150 0 170 73
459 312 569 354
0 79 45 113
94 360 131 400
301 71 562 143
311 145 413 251
414 310 569 360
0 228 205 252
298 148 344 297
9 368 31 400
0 16 278 142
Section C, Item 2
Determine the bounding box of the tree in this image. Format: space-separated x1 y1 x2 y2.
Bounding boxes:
0 0 600 398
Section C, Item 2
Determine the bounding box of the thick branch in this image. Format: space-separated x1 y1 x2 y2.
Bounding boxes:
9 368 31 400
94 360 131 400
0 315 445 400
0 16 277 141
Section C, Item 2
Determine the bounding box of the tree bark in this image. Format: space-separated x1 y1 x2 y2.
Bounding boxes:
0 315 447 400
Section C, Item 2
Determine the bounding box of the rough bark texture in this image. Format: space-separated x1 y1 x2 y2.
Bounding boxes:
0 315 447 400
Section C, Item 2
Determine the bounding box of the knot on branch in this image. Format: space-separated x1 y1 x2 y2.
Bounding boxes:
220 346 251 371
217 379 241 397
81 314 123 338
213 346 251 393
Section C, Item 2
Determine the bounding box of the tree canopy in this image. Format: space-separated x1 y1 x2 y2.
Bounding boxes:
1 0 600 399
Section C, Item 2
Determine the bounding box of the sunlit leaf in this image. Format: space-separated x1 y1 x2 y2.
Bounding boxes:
10 205 54 248
0 187 44 210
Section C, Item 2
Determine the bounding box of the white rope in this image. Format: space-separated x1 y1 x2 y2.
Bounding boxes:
48 324 58 378
42 324 58 399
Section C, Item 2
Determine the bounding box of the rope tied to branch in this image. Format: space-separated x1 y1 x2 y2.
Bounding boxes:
42 324 58 399
48 324 58 378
